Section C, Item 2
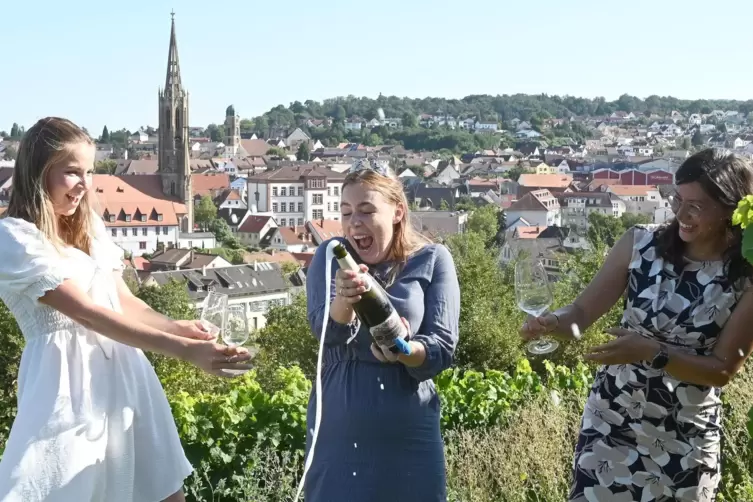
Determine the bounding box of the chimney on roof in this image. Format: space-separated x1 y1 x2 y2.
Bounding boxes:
202 265 207 276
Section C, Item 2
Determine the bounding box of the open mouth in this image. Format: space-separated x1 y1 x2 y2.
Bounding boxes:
352 234 374 253
678 221 695 234
66 193 83 205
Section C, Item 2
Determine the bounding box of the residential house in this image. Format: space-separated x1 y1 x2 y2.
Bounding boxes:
266 225 316 253
237 215 277 248
246 164 347 225
177 232 216 250
607 185 666 220
306 219 343 245
499 226 589 278
559 191 626 232
192 173 231 204
474 121 499 132
505 189 561 229
410 210 468 239
405 182 462 210
0 167 13 206
142 262 296 331
92 175 189 256
147 248 232 272
216 188 246 211
517 173 573 197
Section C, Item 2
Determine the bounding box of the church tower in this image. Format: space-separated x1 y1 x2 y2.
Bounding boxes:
158 11 193 232
224 105 240 156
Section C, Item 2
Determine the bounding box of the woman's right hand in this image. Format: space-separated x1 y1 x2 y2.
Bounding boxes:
183 340 254 377
335 265 369 304
520 313 559 341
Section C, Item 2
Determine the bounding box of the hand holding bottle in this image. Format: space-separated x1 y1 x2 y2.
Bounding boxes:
370 316 412 362
334 266 370 304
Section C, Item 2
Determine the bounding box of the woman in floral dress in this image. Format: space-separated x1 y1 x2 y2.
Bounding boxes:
521 148 753 501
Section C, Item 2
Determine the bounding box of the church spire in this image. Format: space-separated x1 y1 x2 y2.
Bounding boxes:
164 10 182 96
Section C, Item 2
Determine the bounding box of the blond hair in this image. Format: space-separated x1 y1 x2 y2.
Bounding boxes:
6 117 95 253
342 168 430 263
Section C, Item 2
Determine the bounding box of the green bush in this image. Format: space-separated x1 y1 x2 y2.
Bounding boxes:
0 301 23 456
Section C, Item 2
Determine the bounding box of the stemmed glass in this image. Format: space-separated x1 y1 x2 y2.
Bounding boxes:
222 305 250 376
515 257 559 355
200 291 227 341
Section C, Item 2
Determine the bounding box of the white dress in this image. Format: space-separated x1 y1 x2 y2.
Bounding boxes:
0 216 192 502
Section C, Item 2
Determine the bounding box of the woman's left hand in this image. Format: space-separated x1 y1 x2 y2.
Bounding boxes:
584 327 660 365
371 317 412 363
170 319 216 341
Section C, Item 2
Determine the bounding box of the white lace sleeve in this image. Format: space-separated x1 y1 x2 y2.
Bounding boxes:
90 213 125 272
0 217 68 300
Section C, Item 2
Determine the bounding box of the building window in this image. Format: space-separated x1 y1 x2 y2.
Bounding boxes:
272 187 278 196
313 194 323 204
142 228 148 236
132 228 137 236
281 202 287 212
298 218 304 226
313 209 323 219
327 187 331 196
280 218 286 227
163 226 169 234
109 215 115 222
334 186 339 196
280 187 287 196
157 214 163 221
125 215 131 222
298 202 303 212
141 215 147 222
272 203 278 212
334 202 339 211
139 242 147 249
111 229 117 237
327 202 331 211
297 187 303 196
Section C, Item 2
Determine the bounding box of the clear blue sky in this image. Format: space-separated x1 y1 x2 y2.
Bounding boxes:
2 0 752 135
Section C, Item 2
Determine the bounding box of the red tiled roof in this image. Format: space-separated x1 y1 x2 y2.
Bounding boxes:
192 173 230 198
91 175 188 227
238 214 273 233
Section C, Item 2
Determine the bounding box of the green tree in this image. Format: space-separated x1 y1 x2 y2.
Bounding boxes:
495 210 508 246
296 142 310 162
0 301 24 452
239 119 254 135
586 212 625 247
2 146 17 161
266 147 287 158
9 123 20 138
209 218 234 245
254 294 316 386
195 195 218 231
254 116 269 136
94 159 117 174
402 112 418 128
100 125 110 143
206 124 225 142
467 205 500 248
620 212 652 229
691 129 703 147
455 196 476 212
439 199 450 210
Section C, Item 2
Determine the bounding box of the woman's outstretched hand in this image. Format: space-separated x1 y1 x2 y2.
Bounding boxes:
584 327 659 365
170 319 216 341
183 340 254 377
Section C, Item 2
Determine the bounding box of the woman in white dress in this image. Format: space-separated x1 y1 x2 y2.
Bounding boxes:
0 117 253 502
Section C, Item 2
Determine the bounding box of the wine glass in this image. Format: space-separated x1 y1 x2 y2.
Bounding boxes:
200 291 227 341
515 257 559 355
222 305 250 376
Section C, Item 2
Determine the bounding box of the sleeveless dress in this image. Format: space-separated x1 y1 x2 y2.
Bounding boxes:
303 238 460 502
569 225 745 502
0 216 192 502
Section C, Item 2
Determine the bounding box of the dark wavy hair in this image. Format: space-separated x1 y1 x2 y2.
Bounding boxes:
655 148 753 285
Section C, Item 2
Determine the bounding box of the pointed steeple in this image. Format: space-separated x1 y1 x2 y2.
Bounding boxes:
164 10 182 96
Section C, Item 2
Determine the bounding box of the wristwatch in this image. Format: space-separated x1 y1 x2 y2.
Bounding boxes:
649 344 669 369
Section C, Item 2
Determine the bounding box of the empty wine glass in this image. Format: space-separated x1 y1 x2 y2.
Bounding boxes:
515 257 559 355
224 305 250 348
200 291 227 341
222 305 250 376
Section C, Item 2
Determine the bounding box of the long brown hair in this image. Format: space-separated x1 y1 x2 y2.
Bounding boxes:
6 117 95 253
655 148 753 285
342 168 430 264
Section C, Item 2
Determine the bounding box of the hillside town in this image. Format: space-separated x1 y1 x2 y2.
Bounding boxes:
1 14 750 332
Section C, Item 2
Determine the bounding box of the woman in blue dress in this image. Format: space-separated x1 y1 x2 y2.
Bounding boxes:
303 159 460 501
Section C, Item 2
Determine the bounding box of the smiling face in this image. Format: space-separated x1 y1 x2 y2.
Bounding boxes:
671 181 730 247
45 142 95 217
341 181 405 264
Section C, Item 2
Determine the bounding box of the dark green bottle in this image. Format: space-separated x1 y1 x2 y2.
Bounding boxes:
332 242 407 351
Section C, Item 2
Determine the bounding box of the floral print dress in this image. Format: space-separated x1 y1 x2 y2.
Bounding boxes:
569 225 746 502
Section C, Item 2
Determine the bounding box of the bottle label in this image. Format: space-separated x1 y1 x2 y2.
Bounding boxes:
369 310 406 346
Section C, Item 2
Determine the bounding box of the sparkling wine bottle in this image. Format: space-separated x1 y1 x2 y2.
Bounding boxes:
333 242 409 354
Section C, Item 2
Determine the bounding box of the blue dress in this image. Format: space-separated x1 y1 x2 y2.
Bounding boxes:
304 238 460 502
